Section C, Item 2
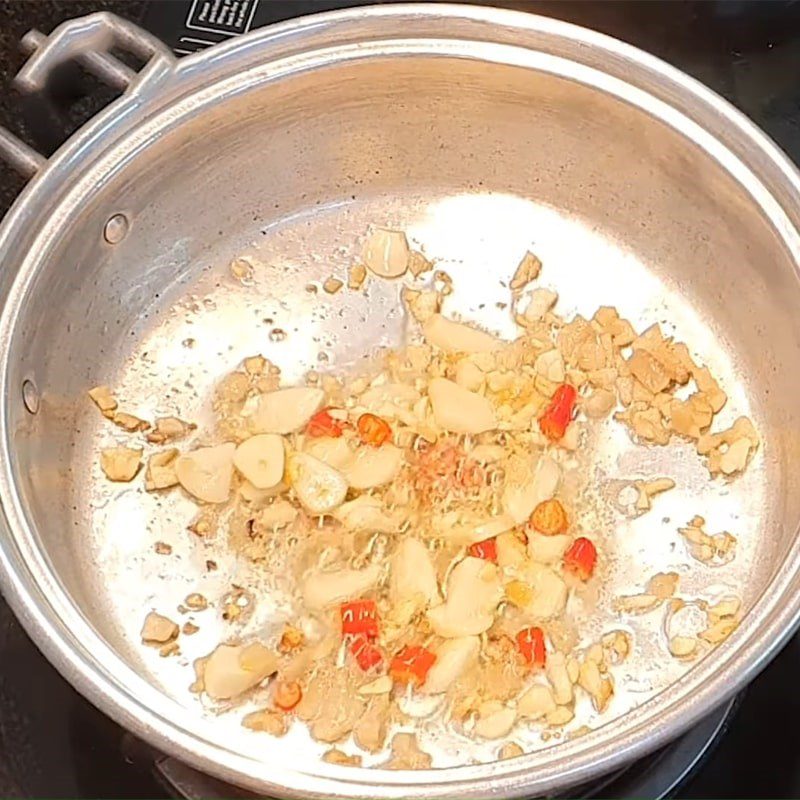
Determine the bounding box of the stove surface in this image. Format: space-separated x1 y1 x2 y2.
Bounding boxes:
0 1 799 797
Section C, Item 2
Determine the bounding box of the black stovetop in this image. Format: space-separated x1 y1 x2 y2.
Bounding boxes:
1 1 800 797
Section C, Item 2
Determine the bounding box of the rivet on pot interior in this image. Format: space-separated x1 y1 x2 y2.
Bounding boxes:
22 379 39 414
103 213 129 244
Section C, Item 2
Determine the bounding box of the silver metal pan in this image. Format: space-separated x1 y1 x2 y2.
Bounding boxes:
1 5 800 798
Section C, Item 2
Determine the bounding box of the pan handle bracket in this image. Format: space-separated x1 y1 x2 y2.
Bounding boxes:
0 13 175 181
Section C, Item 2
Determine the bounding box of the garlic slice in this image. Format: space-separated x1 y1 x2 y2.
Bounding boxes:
362 228 410 278
428 378 497 435
390 538 440 613
175 443 235 503
286 452 347 515
303 435 353 470
518 684 557 720
233 433 285 489
428 557 502 637
333 495 404 533
302 564 381 610
525 564 568 618
421 636 480 695
423 314 502 354
242 387 325 434
343 444 403 489
203 643 279 701
527 532 571 564
474 702 517 739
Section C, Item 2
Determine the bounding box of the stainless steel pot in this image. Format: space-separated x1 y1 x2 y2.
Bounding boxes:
1 4 800 798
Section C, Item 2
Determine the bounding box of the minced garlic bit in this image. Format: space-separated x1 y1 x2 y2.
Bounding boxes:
633 477 675 512
230 256 254 282
141 611 178 644
509 250 542 291
88 384 117 417
111 411 150 432
323 276 344 294
348 262 367 290
145 448 179 491
146 416 195 444
408 249 433 277
100 446 142 482
322 749 362 766
678 516 737 566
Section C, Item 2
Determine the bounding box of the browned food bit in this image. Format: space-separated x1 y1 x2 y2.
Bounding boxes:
146 416 196 444
145 448 179 491
111 411 150 432
242 708 289 736
509 251 542 291
141 612 178 645
100 446 142 482
88 385 117 417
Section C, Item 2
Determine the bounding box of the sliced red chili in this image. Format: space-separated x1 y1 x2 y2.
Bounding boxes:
356 413 392 446
350 634 384 672
306 408 347 438
340 599 379 638
516 626 546 668
539 383 577 441
563 537 597 581
468 537 498 562
389 645 436 686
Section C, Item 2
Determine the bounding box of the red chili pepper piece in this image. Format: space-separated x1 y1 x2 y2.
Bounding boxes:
356 413 392 446
389 645 436 686
516 626 546 668
468 537 498 562
306 408 347 438
350 634 383 671
340 599 379 638
539 384 577 441
563 537 597 581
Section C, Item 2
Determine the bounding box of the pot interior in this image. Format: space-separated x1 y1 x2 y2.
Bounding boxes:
4 34 800 781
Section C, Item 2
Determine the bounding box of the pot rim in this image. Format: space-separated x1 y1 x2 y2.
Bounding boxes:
1 4 800 798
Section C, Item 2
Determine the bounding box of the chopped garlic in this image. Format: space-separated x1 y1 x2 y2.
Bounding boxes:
147 416 195 444
100 446 142 482
88 384 117 416
510 251 542 291
145 448 179 491
111 411 149 432
348 262 367 290
141 612 178 644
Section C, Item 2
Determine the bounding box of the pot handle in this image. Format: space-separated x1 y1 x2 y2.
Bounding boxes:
0 12 176 180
